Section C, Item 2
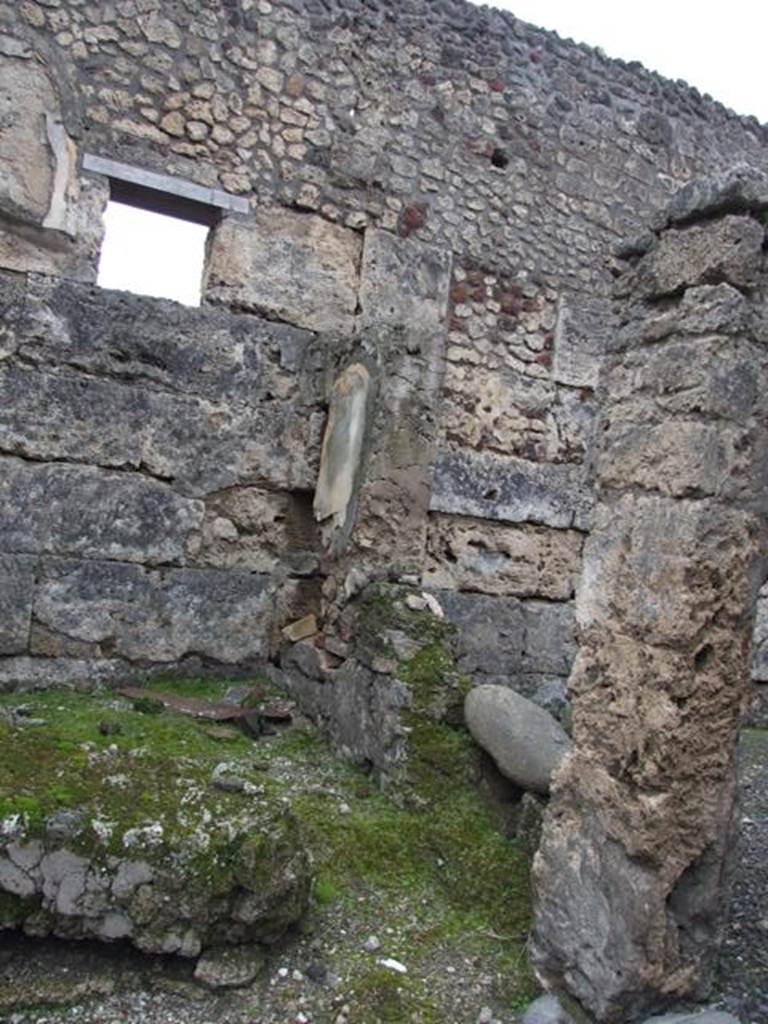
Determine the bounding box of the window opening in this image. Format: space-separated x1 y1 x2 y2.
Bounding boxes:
97 181 218 306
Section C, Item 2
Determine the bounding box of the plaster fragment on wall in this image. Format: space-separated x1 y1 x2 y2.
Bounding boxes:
313 363 371 537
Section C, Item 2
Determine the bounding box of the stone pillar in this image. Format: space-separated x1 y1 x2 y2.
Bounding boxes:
530 167 768 1022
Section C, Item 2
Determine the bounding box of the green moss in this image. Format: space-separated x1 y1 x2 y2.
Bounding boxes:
0 671 536 1013
355 584 456 661
347 966 439 1023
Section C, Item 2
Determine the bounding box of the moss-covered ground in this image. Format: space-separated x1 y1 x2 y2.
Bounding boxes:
0 671 536 1021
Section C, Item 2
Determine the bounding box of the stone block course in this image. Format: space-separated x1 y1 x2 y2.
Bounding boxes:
33 559 272 664
424 514 583 600
0 555 36 655
0 458 204 565
203 209 362 334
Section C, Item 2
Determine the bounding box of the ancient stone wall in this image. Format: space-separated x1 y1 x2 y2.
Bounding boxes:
531 168 768 1022
0 0 767 704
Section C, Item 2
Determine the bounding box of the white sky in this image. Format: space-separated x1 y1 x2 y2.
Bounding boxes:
469 0 768 124
97 202 208 305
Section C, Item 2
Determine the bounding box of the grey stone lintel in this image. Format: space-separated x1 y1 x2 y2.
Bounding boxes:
82 154 250 215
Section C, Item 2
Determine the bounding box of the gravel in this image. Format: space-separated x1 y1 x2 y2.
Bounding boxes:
1 730 765 1024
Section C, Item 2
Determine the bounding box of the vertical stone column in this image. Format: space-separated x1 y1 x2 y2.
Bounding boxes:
530 168 768 1022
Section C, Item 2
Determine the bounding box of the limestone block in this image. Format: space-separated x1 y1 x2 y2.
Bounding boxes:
34 560 272 664
194 487 318 572
203 209 362 333
552 294 606 388
314 364 371 538
358 229 452 329
0 270 26 362
665 163 768 225
0 458 203 565
605 331 760 424
20 278 315 408
523 600 577 676
0 56 106 280
465 685 571 794
578 496 758 647
424 514 582 600
631 216 764 298
597 419 747 501
0 657 137 693
436 590 576 683
751 592 768 682
0 555 35 655
436 591 526 681
0 56 59 225
430 450 593 530
0 357 323 497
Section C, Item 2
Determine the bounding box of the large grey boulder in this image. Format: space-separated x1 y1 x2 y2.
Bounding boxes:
464 685 571 794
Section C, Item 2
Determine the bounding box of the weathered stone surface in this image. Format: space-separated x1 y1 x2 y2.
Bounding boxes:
430 450 592 530
751 589 768 682
629 216 764 299
0 56 105 278
0 458 203 564
34 560 272 664
0 693 312 956
193 944 267 989
435 591 575 713
521 994 576 1024
0 270 26 361
314 364 371 541
0 555 35 655
424 515 582 600
552 294 606 389
358 229 452 330
532 197 768 1022
665 163 768 225
0 57 59 225
640 1013 741 1024
0 656 137 693
465 685 571 794
203 210 362 334
194 487 318 572
20 278 316 408
350 326 446 569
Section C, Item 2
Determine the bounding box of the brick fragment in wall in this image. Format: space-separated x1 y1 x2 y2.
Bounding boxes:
423 514 583 600
20 278 317 407
0 555 36 655
203 209 362 334
358 229 452 330
0 458 204 566
430 450 593 530
33 559 272 664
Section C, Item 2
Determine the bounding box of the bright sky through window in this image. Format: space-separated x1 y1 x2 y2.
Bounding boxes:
97 201 209 306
